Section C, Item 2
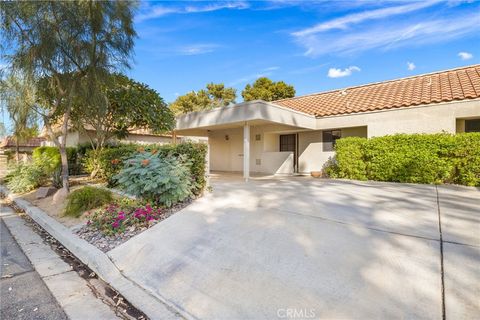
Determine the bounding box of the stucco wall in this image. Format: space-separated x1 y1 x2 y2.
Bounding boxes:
315 99 480 137
297 126 367 173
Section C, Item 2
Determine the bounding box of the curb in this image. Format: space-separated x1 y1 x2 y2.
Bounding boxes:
0 185 185 320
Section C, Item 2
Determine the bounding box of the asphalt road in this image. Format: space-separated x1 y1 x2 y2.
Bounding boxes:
0 217 67 320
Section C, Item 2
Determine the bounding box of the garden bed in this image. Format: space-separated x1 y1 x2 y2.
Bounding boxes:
75 198 192 252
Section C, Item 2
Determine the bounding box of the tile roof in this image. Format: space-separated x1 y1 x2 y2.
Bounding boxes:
0 136 46 148
274 65 480 117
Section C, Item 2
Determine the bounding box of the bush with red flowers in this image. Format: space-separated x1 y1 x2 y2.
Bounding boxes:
86 198 165 235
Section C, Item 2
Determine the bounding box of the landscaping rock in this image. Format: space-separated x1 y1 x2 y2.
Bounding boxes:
52 188 68 204
36 187 57 199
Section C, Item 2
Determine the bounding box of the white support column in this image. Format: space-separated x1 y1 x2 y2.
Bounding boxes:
243 122 250 180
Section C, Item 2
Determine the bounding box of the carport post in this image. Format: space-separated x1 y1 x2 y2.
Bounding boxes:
243 122 250 180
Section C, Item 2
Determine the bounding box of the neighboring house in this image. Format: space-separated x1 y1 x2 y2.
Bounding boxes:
0 136 46 154
175 65 480 178
41 127 178 147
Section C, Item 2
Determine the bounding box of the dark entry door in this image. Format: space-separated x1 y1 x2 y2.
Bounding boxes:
279 134 297 170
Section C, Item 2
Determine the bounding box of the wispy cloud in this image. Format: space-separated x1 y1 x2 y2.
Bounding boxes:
291 1 479 57
292 1 439 37
136 1 250 22
327 66 360 78
458 51 473 60
179 44 219 56
228 66 279 86
293 12 480 57
407 62 416 71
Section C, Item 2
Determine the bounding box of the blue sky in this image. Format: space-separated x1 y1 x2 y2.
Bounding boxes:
130 0 480 103
1 0 480 134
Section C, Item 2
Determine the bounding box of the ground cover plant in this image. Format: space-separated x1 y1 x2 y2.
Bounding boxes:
64 186 113 218
5 162 45 193
325 132 480 186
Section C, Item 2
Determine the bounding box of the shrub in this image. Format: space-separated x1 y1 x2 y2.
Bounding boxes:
64 186 113 218
156 142 208 193
324 133 480 186
83 142 208 192
5 163 45 193
114 151 194 207
83 144 137 184
87 199 164 235
32 146 82 183
331 137 368 180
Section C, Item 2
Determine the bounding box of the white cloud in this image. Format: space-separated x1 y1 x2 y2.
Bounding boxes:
407 62 416 70
292 12 480 57
136 1 249 22
292 1 439 37
458 51 473 60
327 66 360 78
179 44 219 55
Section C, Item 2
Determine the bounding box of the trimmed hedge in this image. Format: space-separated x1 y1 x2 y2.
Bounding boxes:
83 142 208 192
325 133 480 186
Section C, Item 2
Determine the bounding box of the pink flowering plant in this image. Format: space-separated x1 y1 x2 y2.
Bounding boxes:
86 198 164 235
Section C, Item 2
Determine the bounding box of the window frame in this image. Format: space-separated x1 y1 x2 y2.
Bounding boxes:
322 129 342 152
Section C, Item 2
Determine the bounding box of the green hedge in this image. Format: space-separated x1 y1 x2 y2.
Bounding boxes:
83 142 208 192
325 133 480 186
32 146 82 175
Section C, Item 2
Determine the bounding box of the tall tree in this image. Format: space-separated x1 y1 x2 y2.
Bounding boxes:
170 82 236 115
0 73 38 162
1 1 136 191
71 74 175 177
242 77 295 102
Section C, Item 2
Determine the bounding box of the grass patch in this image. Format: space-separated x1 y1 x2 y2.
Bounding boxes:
64 186 113 218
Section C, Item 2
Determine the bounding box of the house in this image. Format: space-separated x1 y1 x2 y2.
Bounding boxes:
0 136 46 154
174 65 480 179
41 127 179 147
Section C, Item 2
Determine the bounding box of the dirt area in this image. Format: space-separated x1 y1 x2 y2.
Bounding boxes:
17 176 107 229
20 185 88 228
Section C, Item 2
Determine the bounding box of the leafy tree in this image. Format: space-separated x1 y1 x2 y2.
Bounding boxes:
170 83 236 115
0 73 39 162
1 1 136 191
71 73 175 177
242 77 295 102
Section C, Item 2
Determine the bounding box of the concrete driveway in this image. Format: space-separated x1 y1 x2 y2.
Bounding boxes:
109 175 479 319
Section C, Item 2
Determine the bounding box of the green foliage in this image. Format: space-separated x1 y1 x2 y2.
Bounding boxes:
170 83 237 115
5 163 45 193
114 152 194 207
83 144 138 185
83 142 208 192
33 146 82 179
64 186 113 218
329 137 368 180
325 133 480 186
242 77 295 102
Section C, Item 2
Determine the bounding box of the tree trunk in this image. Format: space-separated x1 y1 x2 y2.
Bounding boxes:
59 145 69 191
15 138 20 163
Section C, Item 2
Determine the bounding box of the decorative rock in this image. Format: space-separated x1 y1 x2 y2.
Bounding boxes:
36 187 57 199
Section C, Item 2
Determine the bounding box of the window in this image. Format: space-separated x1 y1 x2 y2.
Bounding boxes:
465 119 480 133
323 130 341 152
279 134 296 152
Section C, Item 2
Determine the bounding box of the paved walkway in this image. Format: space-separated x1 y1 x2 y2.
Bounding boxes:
1 216 67 320
109 177 479 319
0 205 119 320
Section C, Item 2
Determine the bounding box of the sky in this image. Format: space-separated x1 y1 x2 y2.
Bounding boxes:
131 0 480 103
1 0 480 134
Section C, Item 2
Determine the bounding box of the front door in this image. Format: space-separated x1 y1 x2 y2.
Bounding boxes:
279 134 297 171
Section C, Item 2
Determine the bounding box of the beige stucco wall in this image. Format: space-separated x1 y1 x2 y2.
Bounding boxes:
297 126 368 173
315 99 480 137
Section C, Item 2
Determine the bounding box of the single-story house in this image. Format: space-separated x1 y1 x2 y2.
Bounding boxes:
175 64 480 178
0 136 46 154
41 127 180 147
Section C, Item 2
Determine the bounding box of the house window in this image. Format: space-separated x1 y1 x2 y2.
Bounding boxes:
255 134 261 141
323 130 341 151
465 119 480 133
